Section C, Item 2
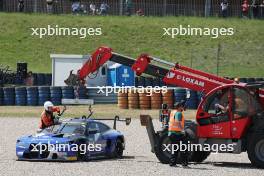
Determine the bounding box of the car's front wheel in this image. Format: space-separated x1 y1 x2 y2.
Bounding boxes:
113 139 124 158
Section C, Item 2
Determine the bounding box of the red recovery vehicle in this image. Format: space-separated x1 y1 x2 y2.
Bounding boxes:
65 46 264 168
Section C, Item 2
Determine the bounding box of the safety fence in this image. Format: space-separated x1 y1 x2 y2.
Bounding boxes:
1 0 264 18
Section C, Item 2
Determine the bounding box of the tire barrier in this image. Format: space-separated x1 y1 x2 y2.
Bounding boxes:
3 87 15 105
117 92 128 109
87 88 117 104
186 89 198 109
139 92 151 109
128 89 139 109
26 87 38 106
174 88 187 104
247 78 256 83
15 87 27 106
151 92 162 109
15 75 24 85
0 88 3 105
50 87 62 105
38 86 50 105
36 73 46 86
144 77 153 87
62 86 74 99
162 89 174 108
44 74 52 86
74 86 88 99
137 77 145 87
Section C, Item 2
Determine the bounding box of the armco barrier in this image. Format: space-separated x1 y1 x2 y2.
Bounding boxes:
87 87 117 104
15 87 27 106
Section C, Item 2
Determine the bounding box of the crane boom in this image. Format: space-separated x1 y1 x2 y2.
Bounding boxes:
64 46 234 94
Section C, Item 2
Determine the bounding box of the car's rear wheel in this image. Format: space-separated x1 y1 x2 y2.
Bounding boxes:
114 139 124 158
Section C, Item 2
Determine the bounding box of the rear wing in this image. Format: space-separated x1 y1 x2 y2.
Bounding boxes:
89 116 131 130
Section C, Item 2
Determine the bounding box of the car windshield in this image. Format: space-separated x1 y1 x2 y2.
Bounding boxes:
58 123 86 135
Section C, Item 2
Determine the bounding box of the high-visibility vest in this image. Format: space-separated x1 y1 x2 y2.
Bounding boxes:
168 110 185 132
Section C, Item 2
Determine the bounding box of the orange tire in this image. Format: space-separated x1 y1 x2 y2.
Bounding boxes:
162 97 174 101
118 92 128 97
151 92 161 97
128 93 138 97
139 100 150 106
139 96 150 101
162 90 173 97
139 105 151 109
151 97 162 101
128 105 139 109
128 96 139 101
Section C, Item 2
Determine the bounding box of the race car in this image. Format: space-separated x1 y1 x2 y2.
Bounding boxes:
16 115 131 161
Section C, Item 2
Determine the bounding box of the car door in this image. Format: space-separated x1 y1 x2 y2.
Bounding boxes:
86 122 108 156
197 88 232 138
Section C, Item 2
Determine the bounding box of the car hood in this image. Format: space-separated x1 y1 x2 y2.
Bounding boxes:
17 133 83 145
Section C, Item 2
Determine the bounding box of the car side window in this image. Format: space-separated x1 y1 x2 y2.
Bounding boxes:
96 122 110 133
87 122 99 132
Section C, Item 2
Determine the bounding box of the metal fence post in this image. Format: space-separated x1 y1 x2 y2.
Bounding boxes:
119 0 123 15
205 0 211 17
163 0 167 16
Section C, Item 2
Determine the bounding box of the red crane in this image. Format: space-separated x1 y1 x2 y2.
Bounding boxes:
64 46 264 168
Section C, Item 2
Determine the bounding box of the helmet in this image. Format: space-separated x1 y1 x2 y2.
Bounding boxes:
44 101 54 111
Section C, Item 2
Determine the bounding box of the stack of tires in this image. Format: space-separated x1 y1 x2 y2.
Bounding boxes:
151 92 162 109
153 78 160 87
36 74 46 86
62 86 74 99
174 88 186 104
186 89 198 109
38 86 50 105
74 86 88 99
44 74 52 86
50 87 62 105
0 88 3 105
239 78 247 83
137 77 145 87
3 87 15 105
145 77 153 87
15 87 27 106
247 78 255 83
139 91 151 109
128 90 139 109
26 87 38 106
118 92 128 109
162 89 174 108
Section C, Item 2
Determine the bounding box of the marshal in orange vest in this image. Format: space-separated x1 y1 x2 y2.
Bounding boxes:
168 110 185 133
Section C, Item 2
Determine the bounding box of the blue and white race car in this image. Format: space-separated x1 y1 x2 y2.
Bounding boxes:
16 115 131 161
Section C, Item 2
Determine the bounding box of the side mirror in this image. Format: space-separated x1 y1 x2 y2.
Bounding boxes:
125 118 131 126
